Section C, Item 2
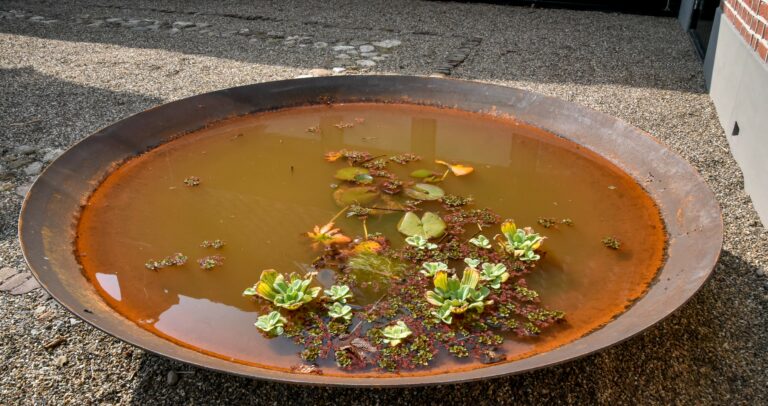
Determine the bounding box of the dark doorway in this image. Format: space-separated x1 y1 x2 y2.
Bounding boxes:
689 0 720 59
443 1 681 16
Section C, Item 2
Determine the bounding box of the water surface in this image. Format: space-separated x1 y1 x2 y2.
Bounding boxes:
76 103 666 376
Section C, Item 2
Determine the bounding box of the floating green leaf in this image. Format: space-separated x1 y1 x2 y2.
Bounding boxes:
328 302 353 321
421 261 449 277
464 258 481 269
421 212 446 238
334 167 370 181
255 311 286 336
410 169 436 179
353 173 374 184
499 221 545 262
469 235 492 249
324 285 353 303
243 270 321 310
397 211 446 239
397 212 422 237
479 263 510 289
425 269 492 324
404 183 445 201
381 321 412 347
333 186 379 206
422 175 444 184
405 235 438 250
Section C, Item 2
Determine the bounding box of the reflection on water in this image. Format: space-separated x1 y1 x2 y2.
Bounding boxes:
94 273 121 301
76 104 665 376
154 296 299 359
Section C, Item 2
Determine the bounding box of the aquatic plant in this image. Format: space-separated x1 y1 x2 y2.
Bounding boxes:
479 262 509 289
145 253 187 271
405 235 438 250
333 186 379 206
421 261 449 277
441 194 473 207
602 236 621 249
410 169 438 179
327 302 353 321
243 270 321 310
380 179 403 194
389 153 421 164
498 221 544 262
306 222 351 249
537 217 557 229
255 311 286 336
469 235 491 249
515 285 539 301
443 209 501 234
381 321 412 347
200 239 225 249
351 240 383 255
325 149 372 164
197 255 225 270
240 147 567 372
409 169 444 183
463 258 481 269
397 211 446 239
335 167 372 184
346 204 372 218
183 176 200 187
425 269 492 324
362 158 388 170
404 183 445 200
324 285 353 303
537 217 574 228
347 252 405 278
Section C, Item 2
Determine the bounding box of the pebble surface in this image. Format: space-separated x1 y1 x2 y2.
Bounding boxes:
0 0 766 404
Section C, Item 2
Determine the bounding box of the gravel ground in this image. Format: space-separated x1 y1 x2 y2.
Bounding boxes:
1 0 767 404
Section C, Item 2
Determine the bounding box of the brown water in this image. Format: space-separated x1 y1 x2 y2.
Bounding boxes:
76 103 666 377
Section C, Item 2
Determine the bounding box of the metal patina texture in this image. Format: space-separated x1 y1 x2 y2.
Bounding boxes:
18 76 722 387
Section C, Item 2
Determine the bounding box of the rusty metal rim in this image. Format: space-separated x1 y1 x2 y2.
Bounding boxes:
18 75 723 387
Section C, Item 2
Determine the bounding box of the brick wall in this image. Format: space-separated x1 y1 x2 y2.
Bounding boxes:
722 0 768 61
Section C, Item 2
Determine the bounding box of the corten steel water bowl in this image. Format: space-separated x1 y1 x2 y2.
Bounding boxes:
18 76 722 387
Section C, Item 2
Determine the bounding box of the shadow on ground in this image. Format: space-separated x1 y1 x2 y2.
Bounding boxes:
0 66 162 239
126 250 767 405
